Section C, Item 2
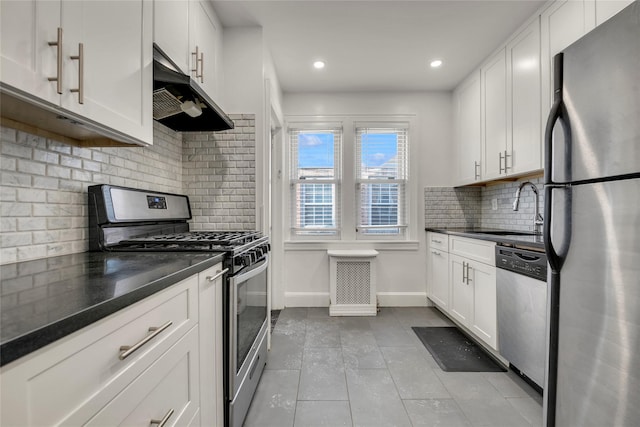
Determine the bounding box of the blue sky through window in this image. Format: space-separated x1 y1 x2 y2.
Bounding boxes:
299 132 334 168
361 132 398 167
298 131 398 169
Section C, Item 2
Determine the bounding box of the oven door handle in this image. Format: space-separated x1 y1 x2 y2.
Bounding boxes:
229 255 269 286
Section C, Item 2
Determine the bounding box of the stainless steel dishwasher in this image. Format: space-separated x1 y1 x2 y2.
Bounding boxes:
496 245 547 392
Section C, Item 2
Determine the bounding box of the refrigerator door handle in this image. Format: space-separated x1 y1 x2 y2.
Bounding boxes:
544 53 572 273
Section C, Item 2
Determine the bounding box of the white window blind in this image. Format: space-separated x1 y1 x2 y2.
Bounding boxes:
355 124 409 236
289 127 342 236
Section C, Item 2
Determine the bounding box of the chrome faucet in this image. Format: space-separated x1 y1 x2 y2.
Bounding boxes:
512 181 543 234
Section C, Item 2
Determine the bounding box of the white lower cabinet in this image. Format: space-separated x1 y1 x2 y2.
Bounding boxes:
427 233 450 311
447 236 498 350
0 272 204 426
84 326 200 427
198 263 225 427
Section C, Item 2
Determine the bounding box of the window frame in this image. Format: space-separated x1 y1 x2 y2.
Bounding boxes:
285 116 416 243
354 123 410 240
288 124 342 239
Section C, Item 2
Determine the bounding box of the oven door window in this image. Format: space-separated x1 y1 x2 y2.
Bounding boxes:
236 264 267 371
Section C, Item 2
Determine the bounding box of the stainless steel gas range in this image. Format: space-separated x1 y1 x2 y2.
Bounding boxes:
88 184 269 427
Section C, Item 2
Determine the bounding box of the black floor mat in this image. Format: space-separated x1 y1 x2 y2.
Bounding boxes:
412 326 506 372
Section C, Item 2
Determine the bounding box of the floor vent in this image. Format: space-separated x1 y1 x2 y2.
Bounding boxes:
328 250 378 316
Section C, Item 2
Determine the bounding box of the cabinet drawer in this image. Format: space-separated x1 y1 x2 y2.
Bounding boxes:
0 275 198 427
427 232 449 252
449 236 495 265
84 326 200 427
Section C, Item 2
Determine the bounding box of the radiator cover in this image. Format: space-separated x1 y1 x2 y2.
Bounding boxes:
328 250 378 316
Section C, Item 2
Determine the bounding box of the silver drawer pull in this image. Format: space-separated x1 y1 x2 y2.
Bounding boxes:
206 268 229 282
431 250 441 256
150 408 174 427
119 321 172 360
431 239 442 243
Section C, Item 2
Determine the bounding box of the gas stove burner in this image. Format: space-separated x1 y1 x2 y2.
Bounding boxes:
121 230 263 247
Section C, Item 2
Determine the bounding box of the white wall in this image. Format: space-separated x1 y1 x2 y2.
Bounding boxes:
276 92 453 308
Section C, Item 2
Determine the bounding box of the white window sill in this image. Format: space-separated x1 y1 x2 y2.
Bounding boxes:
284 240 419 251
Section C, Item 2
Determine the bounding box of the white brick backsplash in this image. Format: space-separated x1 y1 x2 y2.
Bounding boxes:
1 202 31 217
17 188 47 203
71 146 92 159
1 116 256 264
17 159 46 175
47 165 71 179
17 217 47 231
33 149 59 164
1 248 17 264
1 156 16 171
18 244 47 261
60 155 82 168
2 171 31 187
1 142 32 159
0 232 32 248
424 176 544 231
32 176 59 189
1 187 16 201
0 218 16 233
32 230 59 244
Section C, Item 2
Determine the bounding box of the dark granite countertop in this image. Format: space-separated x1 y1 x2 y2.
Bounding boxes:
0 251 225 366
425 227 545 251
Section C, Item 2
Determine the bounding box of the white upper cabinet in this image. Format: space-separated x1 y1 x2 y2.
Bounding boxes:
153 0 221 100
60 0 153 145
189 0 221 100
0 0 153 146
454 71 482 185
595 0 634 25
481 48 508 181
540 0 596 112
507 17 542 176
154 0 191 74
0 1 61 106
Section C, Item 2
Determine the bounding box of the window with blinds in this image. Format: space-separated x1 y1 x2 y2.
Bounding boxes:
289 127 341 236
355 124 409 237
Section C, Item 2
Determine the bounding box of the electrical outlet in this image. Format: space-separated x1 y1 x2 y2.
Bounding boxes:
492 198 498 210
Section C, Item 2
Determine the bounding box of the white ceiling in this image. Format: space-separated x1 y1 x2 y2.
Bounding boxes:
212 0 547 93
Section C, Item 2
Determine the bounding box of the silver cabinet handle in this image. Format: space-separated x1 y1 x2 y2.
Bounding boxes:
150 408 174 427
206 268 229 282
47 27 63 94
499 151 504 174
466 262 473 284
69 43 84 104
431 250 441 256
199 51 204 83
474 161 480 180
191 45 199 77
431 239 442 244
504 150 511 172
192 46 203 80
462 261 467 283
119 320 172 360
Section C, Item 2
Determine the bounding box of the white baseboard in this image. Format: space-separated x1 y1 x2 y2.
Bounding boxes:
329 304 377 316
284 291 428 307
284 292 330 307
376 292 428 307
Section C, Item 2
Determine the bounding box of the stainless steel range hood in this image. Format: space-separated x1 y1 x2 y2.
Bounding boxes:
153 44 234 132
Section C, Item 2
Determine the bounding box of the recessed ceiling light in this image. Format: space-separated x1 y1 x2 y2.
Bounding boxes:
430 59 443 68
313 61 325 69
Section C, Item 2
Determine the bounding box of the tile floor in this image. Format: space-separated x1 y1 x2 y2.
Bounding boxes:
244 307 543 427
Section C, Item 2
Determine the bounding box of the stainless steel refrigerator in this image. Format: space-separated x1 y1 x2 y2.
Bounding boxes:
543 2 640 426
